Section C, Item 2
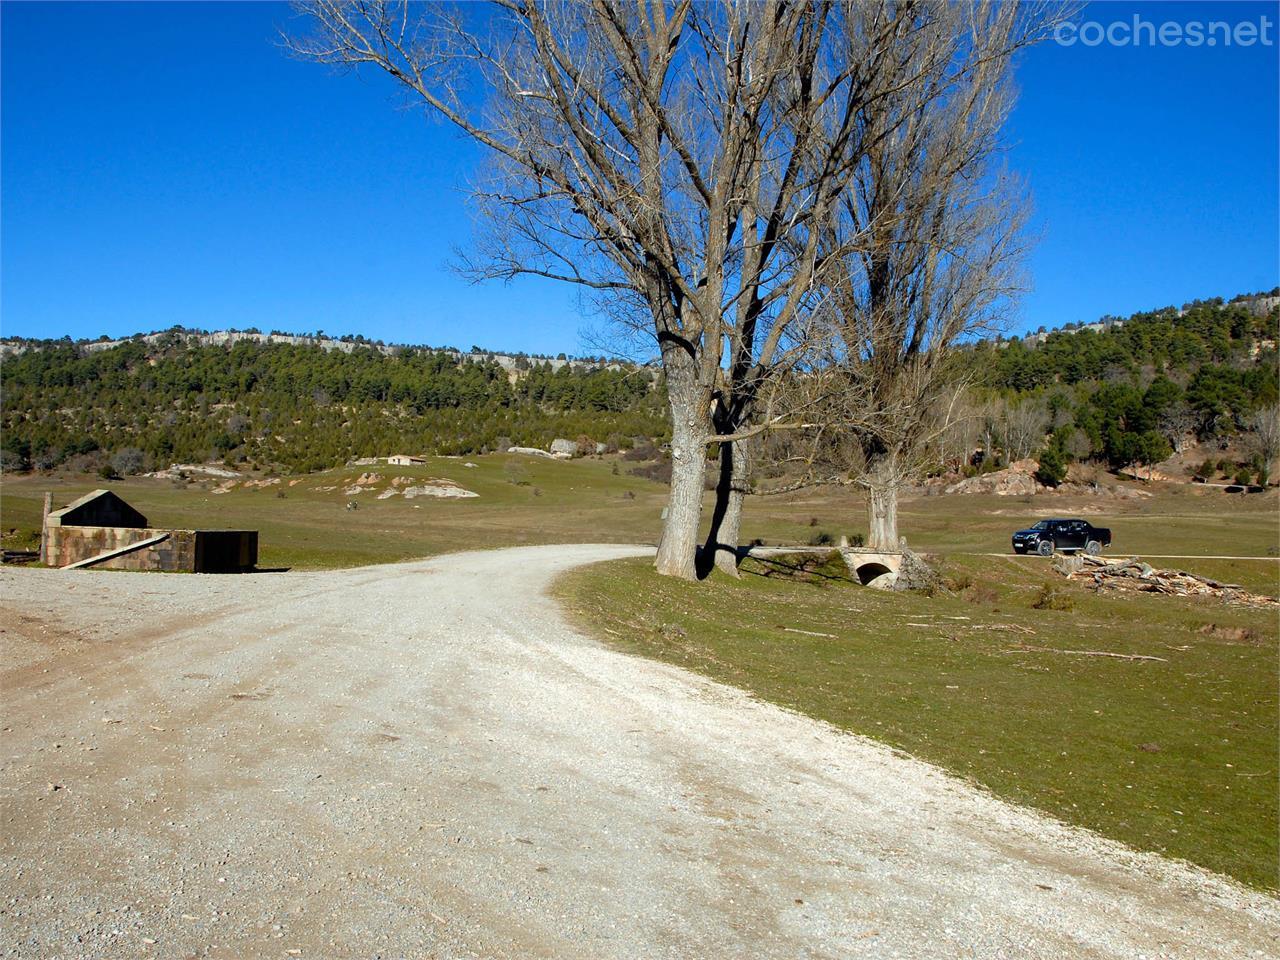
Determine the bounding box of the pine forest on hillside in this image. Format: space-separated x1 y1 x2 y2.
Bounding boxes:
1 294 1276 481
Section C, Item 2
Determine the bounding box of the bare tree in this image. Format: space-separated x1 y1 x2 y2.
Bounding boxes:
291 1 885 580
1246 403 1280 473
811 2 1041 550
110 447 147 477
935 387 982 473
999 396 1050 462
701 2 1057 570
1158 400 1198 453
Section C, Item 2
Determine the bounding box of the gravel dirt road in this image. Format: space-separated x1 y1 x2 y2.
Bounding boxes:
1 544 1276 959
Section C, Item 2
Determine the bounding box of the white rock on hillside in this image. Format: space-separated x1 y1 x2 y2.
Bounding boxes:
944 459 1040 496
402 483 478 499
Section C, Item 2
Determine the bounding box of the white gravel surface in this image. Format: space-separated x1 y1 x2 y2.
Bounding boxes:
1 544 1276 959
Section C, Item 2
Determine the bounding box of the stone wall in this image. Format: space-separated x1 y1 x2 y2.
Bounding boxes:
44 526 198 571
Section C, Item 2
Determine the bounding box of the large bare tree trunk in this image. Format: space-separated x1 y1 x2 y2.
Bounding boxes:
866 463 900 551
702 440 750 577
655 353 706 580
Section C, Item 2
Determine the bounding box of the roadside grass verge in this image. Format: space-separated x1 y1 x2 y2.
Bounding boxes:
554 552 1279 890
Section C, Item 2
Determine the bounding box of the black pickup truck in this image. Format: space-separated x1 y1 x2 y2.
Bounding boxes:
1011 518 1112 556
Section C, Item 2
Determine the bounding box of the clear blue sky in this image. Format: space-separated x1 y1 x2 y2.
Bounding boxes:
2 1 1277 354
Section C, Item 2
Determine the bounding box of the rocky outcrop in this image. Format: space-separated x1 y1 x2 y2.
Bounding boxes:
401 483 478 500
342 472 383 495
375 476 478 499
148 463 240 480
944 459 1040 496
941 459 1152 499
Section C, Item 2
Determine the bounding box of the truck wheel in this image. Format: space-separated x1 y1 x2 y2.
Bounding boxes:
1036 540 1054 557
1085 540 1102 556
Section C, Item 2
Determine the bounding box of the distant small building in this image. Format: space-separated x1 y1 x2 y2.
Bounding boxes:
42 490 257 573
386 455 428 466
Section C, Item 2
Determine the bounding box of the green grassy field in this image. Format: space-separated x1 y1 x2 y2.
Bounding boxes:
750 484 1280 594
4 457 1277 889
0 456 669 569
4 456 1276 586
555 552 1279 890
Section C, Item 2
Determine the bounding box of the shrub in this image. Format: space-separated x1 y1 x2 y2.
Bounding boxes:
847 532 865 547
0 449 30 473
33 449 61 471
629 461 671 484
1234 468 1253 485
809 531 835 546
66 451 107 474
1194 458 1216 479
504 461 531 486
1034 447 1067 487
966 582 998 605
623 442 658 462
98 463 120 481
1031 583 1074 611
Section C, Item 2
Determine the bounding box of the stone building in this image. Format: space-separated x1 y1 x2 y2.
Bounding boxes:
42 490 258 573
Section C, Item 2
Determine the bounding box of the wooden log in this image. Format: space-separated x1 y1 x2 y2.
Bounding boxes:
1006 643 1168 663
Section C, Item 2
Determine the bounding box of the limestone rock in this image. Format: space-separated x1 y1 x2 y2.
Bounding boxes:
944 460 1039 496
401 482 478 500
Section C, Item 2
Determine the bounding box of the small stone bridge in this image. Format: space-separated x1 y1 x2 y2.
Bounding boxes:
838 548 903 587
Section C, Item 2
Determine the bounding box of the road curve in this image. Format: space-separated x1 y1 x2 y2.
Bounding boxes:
1 545 1276 959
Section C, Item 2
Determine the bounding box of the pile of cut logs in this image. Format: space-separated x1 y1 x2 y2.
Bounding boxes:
1053 554 1278 607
